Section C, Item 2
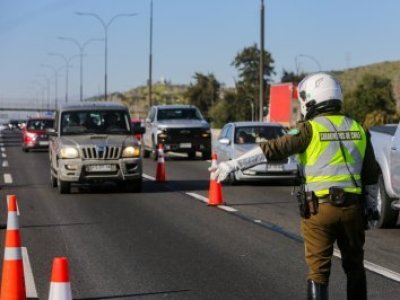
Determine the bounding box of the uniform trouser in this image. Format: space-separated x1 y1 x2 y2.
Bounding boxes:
301 202 366 285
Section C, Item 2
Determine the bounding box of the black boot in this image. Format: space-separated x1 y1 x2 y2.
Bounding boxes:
307 280 329 300
347 272 367 300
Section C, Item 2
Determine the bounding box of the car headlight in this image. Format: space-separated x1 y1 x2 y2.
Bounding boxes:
157 128 168 139
202 129 211 138
60 147 79 159
122 146 140 158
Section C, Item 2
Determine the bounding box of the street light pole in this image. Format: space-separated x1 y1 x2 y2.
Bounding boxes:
148 0 154 108
248 98 255 122
41 64 61 109
76 12 137 101
31 81 45 110
49 53 79 104
58 37 103 102
297 54 322 72
37 74 51 109
259 0 265 122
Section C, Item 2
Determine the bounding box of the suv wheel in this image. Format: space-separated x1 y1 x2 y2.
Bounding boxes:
121 178 142 193
376 174 399 228
57 177 71 194
50 170 57 188
143 148 150 158
202 149 212 160
151 140 158 161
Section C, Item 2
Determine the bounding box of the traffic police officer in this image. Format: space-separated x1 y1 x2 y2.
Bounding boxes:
210 73 379 300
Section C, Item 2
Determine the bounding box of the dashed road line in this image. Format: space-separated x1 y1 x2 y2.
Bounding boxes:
143 174 155 181
1 147 5 152
3 173 12 184
1 153 6 158
144 172 400 283
333 249 400 282
2 160 8 167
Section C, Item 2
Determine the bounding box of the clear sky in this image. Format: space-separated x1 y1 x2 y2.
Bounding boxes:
1 0 400 106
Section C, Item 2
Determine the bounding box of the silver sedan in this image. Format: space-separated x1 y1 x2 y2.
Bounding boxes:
214 122 298 184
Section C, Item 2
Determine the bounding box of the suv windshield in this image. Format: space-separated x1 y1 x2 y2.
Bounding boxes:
157 108 203 121
61 110 131 135
27 119 54 130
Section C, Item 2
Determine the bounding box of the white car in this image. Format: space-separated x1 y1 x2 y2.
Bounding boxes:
214 122 298 184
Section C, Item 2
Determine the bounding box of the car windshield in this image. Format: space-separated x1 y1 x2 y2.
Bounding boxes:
235 125 286 144
61 110 131 135
27 119 54 130
157 108 203 121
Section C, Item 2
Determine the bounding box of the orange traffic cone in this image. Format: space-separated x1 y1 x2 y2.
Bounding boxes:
156 144 166 182
48 257 72 300
208 153 224 206
0 194 26 300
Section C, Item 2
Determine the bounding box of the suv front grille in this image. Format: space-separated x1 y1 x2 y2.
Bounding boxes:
164 128 207 141
81 146 121 159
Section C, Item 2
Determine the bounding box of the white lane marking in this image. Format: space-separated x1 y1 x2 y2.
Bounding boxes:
143 171 400 283
334 248 400 282
185 192 208 203
4 173 12 184
218 205 238 212
2 160 8 167
1 153 6 158
143 173 155 181
1 147 5 152
22 247 38 298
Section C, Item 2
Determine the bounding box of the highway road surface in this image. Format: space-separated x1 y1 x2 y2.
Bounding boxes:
0 129 399 299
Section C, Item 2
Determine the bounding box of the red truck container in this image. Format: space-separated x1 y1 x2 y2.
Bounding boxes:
267 83 299 127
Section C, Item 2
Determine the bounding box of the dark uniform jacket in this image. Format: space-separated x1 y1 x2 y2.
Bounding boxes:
258 113 379 186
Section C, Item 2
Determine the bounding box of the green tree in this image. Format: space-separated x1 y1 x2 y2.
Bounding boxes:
209 90 238 127
343 74 396 126
231 44 275 119
281 69 306 85
185 72 220 117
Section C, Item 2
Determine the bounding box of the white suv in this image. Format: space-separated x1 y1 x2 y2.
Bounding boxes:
49 102 143 194
142 105 211 160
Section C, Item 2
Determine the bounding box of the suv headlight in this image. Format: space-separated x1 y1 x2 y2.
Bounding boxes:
157 128 168 139
202 129 211 138
60 147 79 159
122 146 140 158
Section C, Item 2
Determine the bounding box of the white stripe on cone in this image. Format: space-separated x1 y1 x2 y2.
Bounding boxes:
48 282 72 300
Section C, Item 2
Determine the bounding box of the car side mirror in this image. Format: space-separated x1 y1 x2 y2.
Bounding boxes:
47 128 57 136
218 138 230 145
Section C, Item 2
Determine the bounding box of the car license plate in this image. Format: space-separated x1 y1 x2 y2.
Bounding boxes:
86 165 116 172
38 141 49 146
179 143 192 149
267 164 283 171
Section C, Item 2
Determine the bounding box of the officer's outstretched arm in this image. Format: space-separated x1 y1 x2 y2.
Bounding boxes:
209 147 266 182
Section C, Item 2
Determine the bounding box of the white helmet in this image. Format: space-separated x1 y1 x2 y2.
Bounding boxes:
297 72 343 119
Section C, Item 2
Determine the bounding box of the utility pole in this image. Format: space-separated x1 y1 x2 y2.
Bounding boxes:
259 0 265 121
148 0 154 108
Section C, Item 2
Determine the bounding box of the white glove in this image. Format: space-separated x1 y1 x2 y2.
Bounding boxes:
364 184 380 228
209 160 237 182
209 147 267 183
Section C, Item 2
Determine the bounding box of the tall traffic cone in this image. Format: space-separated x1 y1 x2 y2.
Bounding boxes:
208 153 224 206
48 257 72 300
156 144 166 182
0 194 26 300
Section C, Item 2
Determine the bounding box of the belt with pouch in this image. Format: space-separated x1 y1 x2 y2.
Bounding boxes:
318 193 360 206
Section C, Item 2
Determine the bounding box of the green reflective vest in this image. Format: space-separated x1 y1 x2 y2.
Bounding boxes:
297 115 366 197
